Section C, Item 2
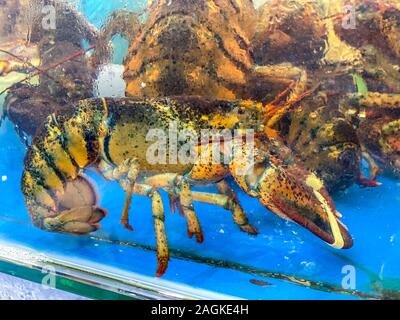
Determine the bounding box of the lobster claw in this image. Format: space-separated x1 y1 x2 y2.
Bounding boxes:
230 145 353 249
259 168 352 249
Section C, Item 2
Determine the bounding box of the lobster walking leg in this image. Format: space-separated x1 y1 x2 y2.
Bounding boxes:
98 158 140 231
347 93 400 110
144 173 204 243
191 190 258 235
132 183 170 277
358 148 382 187
216 180 258 235
151 191 169 277
144 176 257 237
179 181 204 243
145 174 254 240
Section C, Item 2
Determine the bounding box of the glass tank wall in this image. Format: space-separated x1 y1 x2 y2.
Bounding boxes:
0 0 399 299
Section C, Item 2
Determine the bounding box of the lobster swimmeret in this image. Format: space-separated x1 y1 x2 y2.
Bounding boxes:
21 97 352 276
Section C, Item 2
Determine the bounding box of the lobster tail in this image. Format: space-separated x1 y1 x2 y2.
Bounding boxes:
21 99 108 235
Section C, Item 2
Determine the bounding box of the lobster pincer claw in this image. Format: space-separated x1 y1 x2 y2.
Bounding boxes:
260 168 353 249
229 144 353 249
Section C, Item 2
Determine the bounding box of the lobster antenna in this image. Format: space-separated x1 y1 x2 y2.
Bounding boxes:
0 45 95 96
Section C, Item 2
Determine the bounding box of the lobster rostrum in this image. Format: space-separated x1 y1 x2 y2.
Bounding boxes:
22 96 352 276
